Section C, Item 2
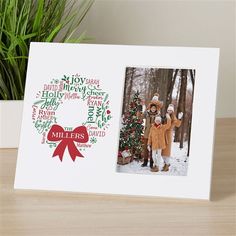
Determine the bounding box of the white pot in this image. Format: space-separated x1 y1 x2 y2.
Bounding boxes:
0 100 23 148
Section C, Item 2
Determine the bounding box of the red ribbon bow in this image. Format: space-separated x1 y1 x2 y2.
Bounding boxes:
47 124 89 161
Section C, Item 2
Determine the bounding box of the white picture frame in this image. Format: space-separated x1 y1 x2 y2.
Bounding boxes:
14 43 219 200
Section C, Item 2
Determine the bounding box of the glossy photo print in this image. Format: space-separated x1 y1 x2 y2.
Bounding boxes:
117 67 195 176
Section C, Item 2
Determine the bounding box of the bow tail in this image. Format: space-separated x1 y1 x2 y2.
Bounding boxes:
52 140 67 161
67 141 84 162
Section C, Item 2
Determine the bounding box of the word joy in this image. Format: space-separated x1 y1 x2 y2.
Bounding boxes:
69 75 100 86
70 75 86 85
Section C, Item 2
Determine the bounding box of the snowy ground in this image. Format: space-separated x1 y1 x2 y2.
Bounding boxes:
117 142 189 176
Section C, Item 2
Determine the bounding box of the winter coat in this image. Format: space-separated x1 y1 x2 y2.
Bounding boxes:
142 100 163 139
143 110 158 139
147 118 171 150
162 114 182 157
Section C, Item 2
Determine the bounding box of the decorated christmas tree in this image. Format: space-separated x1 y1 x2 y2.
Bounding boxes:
119 91 144 158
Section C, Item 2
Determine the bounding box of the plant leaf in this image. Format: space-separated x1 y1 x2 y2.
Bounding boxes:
32 0 44 33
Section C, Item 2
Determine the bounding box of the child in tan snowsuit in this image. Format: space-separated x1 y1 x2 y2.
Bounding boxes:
142 93 163 168
147 114 171 172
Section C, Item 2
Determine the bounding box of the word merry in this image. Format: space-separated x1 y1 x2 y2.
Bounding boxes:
63 83 86 93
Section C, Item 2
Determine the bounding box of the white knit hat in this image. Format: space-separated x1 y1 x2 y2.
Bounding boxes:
167 104 174 112
155 116 162 124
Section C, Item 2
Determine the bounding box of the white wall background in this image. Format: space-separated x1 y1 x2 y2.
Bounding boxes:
77 0 236 118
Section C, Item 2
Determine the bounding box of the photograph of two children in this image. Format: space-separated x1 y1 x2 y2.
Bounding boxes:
117 67 195 176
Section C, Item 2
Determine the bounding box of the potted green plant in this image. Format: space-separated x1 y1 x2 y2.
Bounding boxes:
0 0 94 147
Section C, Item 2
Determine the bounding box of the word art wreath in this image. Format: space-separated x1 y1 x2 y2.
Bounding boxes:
32 74 112 162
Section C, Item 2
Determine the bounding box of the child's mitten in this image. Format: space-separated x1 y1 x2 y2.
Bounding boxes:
178 112 183 119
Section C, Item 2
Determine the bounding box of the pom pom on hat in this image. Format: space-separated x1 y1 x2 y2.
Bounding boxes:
153 93 159 96
147 93 163 110
167 104 174 112
152 93 159 101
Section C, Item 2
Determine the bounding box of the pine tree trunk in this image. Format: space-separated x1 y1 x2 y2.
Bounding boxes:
126 67 135 112
166 69 178 108
162 69 175 113
174 69 187 145
187 69 195 155
158 69 169 103
187 118 191 156
144 69 149 106
150 68 159 99
122 67 130 114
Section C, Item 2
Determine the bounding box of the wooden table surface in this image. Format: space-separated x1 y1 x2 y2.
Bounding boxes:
0 118 235 236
